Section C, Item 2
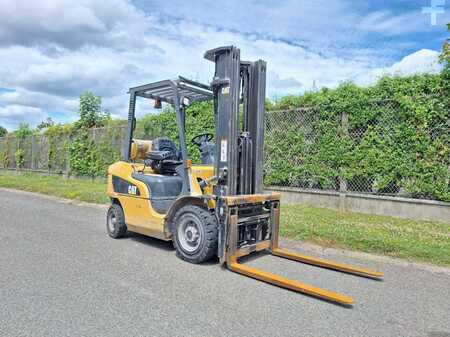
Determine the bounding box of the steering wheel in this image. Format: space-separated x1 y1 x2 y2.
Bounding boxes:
191 133 213 146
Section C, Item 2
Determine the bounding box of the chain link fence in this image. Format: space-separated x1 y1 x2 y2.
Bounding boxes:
265 99 449 201
0 98 448 201
0 126 127 175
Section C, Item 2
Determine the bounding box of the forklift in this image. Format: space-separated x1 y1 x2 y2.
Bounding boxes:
106 46 382 305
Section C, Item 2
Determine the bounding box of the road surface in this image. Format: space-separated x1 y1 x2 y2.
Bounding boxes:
0 188 449 337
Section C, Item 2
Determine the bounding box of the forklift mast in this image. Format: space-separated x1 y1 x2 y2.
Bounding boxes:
204 46 277 266
204 46 266 197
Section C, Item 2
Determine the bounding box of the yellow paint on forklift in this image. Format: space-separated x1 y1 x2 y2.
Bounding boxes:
228 256 356 306
107 161 169 239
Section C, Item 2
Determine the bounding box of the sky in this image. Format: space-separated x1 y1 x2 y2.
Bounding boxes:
0 0 448 131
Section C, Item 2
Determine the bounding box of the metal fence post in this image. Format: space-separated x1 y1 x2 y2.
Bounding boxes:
30 135 36 170
339 111 349 212
63 134 70 178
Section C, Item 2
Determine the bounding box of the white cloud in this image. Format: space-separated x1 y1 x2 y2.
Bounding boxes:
0 88 77 110
386 49 442 74
0 0 148 49
359 11 425 36
0 0 445 130
355 49 442 85
0 105 47 130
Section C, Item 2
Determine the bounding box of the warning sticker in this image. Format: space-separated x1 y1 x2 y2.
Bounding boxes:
221 86 230 95
220 139 227 162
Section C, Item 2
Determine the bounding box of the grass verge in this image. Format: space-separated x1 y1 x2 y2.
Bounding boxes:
1 170 449 266
0 171 108 204
281 204 450 266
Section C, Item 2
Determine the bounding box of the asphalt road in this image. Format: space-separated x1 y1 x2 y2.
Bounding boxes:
1 189 449 337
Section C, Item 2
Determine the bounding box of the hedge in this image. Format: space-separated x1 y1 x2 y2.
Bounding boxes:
0 72 448 201
265 73 449 201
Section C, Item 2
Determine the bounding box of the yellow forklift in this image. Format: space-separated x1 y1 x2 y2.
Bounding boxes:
107 46 382 305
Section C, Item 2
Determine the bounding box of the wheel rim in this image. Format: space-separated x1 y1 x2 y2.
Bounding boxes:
177 214 203 253
108 211 116 233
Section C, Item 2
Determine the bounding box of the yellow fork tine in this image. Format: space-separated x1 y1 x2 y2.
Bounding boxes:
272 248 383 279
228 256 355 306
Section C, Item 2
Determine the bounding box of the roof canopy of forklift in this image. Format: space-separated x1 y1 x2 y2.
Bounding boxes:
128 76 213 105
125 76 213 164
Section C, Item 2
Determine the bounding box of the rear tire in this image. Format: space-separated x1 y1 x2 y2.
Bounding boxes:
172 205 218 264
107 204 127 239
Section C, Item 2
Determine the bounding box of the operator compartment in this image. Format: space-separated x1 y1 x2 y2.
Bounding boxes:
130 137 185 213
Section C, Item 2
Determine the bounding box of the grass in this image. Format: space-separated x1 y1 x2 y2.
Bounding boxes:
1 170 449 266
281 204 450 266
0 171 109 204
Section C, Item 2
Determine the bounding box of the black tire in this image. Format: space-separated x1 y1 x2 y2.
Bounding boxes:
172 205 218 264
106 203 127 239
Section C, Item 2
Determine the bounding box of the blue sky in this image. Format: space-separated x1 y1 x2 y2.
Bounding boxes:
0 0 448 131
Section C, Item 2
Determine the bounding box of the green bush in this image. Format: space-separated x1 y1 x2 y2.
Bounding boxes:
266 74 449 201
1 70 448 201
1 136 11 168
44 124 72 173
68 92 119 177
15 148 25 168
13 123 34 169
0 126 7 137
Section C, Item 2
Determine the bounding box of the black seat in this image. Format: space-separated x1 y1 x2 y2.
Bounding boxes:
152 137 180 160
147 138 182 175
132 172 182 214
147 150 173 161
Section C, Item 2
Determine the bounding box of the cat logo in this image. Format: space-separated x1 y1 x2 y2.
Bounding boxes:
128 185 138 195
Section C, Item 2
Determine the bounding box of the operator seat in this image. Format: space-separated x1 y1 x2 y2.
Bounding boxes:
148 137 182 175
132 137 184 213
152 137 180 160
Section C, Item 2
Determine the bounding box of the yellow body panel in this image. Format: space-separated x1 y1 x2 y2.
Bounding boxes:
107 161 215 240
190 164 216 208
108 161 167 239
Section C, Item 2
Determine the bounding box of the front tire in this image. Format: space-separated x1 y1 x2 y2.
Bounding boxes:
172 205 218 264
106 204 127 239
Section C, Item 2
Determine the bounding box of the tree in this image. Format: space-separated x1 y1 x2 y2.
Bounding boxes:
77 91 109 129
37 117 55 130
69 92 110 176
439 23 449 65
0 126 7 137
14 123 34 169
14 123 33 138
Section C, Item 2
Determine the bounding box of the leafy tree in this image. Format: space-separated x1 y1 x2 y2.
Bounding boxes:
68 92 115 176
13 123 34 169
0 126 7 137
76 91 109 129
439 23 449 65
37 117 55 130
14 123 34 138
